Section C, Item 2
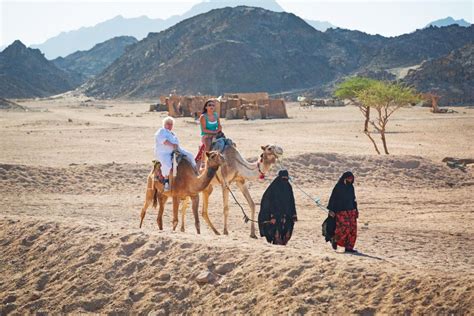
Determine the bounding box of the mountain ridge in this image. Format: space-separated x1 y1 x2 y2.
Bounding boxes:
52 36 138 83
29 0 336 58
83 7 474 100
425 16 471 28
404 44 474 106
0 40 80 98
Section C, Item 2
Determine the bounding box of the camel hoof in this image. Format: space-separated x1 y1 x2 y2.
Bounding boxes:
250 234 258 239
223 229 229 235
181 227 185 233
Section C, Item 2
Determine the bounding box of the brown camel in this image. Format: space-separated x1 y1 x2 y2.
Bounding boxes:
139 151 225 234
182 144 283 238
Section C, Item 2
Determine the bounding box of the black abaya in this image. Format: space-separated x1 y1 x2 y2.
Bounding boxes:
258 170 297 245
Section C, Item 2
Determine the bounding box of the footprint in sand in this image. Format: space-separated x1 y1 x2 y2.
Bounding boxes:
215 262 236 275
180 242 193 249
36 274 49 291
118 235 147 256
355 307 377 316
128 290 145 302
286 266 305 278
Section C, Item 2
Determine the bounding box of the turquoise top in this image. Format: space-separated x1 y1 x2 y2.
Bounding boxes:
201 112 219 136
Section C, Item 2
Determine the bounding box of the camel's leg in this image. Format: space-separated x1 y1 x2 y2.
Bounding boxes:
222 184 230 235
180 197 189 232
201 185 220 235
235 181 257 239
191 195 201 234
140 176 155 228
140 190 154 228
157 195 168 230
172 196 179 231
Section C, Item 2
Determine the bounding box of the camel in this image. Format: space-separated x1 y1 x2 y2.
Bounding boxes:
139 151 225 234
182 143 283 238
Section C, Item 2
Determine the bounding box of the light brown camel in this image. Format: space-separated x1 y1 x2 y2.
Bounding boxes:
182 144 283 238
139 151 225 234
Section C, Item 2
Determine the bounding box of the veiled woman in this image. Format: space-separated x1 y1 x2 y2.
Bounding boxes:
258 170 297 245
326 171 358 252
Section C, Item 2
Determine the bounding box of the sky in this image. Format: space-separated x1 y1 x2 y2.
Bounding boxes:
1 0 472 47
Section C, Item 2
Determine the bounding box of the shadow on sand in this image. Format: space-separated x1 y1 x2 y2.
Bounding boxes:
344 251 384 261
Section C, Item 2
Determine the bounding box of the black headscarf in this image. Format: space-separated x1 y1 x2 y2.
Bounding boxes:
258 170 297 240
326 171 357 213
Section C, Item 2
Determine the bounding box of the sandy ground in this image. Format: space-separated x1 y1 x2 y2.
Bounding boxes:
1 96 473 314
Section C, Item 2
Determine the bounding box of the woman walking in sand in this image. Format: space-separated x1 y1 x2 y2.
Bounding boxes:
258 170 298 245
326 171 358 252
196 99 222 168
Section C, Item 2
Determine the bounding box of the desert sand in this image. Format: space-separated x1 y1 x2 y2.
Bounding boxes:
1 96 473 314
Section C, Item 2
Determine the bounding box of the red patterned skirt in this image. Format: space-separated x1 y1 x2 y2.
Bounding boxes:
334 209 358 250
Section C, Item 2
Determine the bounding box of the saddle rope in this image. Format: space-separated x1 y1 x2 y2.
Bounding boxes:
276 157 329 214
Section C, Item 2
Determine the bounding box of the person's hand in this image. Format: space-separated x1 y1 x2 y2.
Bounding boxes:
329 211 335 218
270 218 276 225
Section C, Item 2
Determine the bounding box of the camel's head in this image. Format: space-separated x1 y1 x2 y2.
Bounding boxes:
205 151 225 168
260 144 283 164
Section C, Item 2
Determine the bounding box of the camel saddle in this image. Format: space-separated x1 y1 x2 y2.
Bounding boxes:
152 150 185 182
211 132 233 153
195 133 233 163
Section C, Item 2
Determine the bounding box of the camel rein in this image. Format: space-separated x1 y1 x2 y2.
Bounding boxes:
276 157 330 214
216 154 331 226
216 169 258 224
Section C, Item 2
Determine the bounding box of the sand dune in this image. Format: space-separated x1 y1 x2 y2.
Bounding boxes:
1 98 473 314
1 153 471 195
1 219 473 315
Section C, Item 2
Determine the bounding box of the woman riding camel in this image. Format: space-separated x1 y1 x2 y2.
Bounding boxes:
196 99 222 168
155 116 196 191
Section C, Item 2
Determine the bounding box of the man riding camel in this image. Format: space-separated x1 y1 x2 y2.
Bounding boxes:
154 116 196 191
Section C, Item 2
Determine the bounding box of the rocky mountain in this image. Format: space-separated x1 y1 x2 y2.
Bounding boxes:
52 36 137 83
31 0 335 59
306 20 335 32
0 40 80 98
425 17 471 28
404 44 474 106
363 24 474 70
84 7 349 98
84 6 474 99
31 15 167 59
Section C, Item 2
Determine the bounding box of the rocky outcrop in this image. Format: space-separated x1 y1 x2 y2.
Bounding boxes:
404 44 474 106
52 36 137 83
0 41 80 98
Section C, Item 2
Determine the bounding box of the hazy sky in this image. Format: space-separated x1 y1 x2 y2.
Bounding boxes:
1 0 472 47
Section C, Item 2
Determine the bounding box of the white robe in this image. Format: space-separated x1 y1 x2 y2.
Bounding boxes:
154 128 195 177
